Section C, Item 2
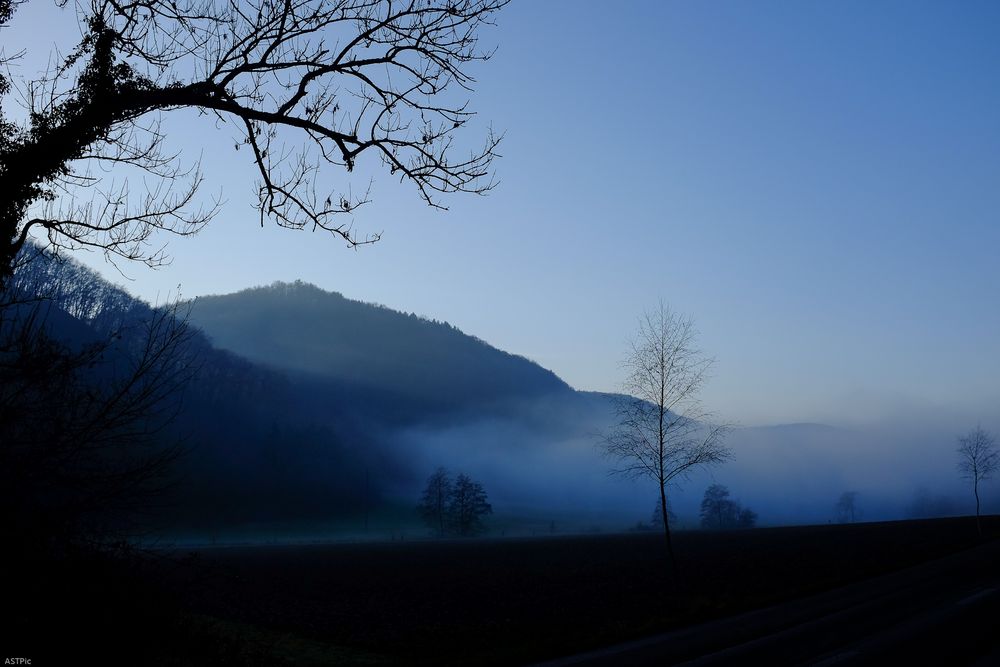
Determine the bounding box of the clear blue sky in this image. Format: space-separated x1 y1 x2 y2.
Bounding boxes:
8 1 1000 425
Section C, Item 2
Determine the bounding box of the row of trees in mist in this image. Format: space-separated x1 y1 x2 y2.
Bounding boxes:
641 485 758 531
831 425 998 532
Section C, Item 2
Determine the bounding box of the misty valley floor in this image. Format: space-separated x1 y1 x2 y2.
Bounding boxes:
11 517 999 665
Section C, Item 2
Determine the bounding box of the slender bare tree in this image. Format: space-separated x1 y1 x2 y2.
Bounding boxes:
0 0 507 286
956 425 998 537
602 302 730 574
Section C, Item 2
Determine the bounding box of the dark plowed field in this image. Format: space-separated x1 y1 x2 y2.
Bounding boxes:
162 517 998 664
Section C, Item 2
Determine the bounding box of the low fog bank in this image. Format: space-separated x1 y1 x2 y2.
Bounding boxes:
390 399 1000 532
701 420 988 526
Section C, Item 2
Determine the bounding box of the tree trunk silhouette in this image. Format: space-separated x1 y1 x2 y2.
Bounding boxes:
659 482 677 577
974 478 981 538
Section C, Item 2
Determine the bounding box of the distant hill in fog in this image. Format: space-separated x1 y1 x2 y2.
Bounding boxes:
188 281 570 413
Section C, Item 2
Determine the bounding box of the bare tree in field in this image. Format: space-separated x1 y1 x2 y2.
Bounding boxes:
602 302 731 574
0 0 507 286
835 491 860 524
956 425 998 537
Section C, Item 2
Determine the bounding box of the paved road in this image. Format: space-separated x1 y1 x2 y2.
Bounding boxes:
537 538 1000 666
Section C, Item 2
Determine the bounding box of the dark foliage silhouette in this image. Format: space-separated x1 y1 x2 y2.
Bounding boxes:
699 484 756 530
418 467 454 538
417 467 491 537
1 247 196 548
449 472 492 537
2 249 387 535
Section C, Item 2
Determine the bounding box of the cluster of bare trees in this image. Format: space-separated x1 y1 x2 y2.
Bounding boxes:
417 466 492 538
699 484 756 530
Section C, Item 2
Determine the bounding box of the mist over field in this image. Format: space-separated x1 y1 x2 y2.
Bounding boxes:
146 274 993 538
10 252 992 542
391 406 995 531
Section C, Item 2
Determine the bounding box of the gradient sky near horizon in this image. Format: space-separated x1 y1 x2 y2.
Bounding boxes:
6 1 1000 426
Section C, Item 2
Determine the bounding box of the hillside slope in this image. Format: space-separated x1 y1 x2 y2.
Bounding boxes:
188 281 570 412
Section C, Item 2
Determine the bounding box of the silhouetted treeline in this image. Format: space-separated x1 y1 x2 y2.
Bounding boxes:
2 250 196 546
2 249 398 535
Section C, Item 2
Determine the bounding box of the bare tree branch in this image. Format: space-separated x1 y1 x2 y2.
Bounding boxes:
0 0 508 284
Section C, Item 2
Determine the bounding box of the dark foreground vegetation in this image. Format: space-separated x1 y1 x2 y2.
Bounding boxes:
9 516 999 666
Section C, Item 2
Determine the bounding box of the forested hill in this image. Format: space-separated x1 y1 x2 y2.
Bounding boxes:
5 250 388 529
188 281 571 409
